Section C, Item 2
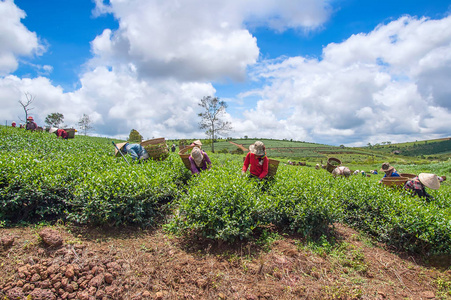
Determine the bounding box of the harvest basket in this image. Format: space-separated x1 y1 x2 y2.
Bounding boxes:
140 137 169 161
400 173 416 179
63 128 76 139
178 145 196 170
326 157 341 173
268 159 280 177
381 177 409 187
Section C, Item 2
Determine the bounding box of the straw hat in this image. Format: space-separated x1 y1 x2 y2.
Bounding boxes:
27 116 34 121
114 142 127 157
249 141 266 156
49 127 57 134
191 147 203 166
380 162 394 172
418 173 440 190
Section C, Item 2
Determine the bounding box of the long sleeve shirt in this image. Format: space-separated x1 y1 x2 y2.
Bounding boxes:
124 143 148 160
404 176 433 201
242 152 269 179
188 151 211 174
56 129 68 139
382 170 400 178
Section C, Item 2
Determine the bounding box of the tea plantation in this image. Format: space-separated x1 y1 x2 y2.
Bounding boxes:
1 126 451 256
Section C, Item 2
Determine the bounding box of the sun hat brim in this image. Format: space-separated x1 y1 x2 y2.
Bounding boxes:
418 173 440 190
114 142 127 157
249 144 265 156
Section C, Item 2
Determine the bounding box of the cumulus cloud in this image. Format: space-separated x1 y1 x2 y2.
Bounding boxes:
2 0 450 147
89 0 331 81
237 15 451 146
0 0 45 75
1 0 332 140
0 69 214 139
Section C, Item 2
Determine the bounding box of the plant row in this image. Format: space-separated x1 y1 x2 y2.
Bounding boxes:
1 126 451 256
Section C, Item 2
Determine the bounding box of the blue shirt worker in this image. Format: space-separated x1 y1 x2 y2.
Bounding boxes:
380 162 400 178
116 142 149 161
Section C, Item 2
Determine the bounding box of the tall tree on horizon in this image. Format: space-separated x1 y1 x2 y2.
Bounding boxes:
198 96 232 153
18 92 35 123
78 114 93 136
45 112 64 128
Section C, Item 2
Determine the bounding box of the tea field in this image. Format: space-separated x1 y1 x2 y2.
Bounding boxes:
1 126 451 257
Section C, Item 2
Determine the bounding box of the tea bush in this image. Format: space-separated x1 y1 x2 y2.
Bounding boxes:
0 127 183 226
1 126 451 255
168 163 265 242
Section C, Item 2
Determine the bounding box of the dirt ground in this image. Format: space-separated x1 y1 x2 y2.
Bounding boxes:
1 223 450 300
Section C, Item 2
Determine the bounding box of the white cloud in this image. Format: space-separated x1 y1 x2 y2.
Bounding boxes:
0 0 45 75
236 15 451 146
3 0 450 147
89 0 331 82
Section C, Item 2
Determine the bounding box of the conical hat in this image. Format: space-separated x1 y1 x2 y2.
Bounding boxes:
114 142 127 157
192 140 202 146
418 173 440 190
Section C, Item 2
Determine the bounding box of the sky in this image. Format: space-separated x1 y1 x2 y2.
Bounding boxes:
1 0 451 146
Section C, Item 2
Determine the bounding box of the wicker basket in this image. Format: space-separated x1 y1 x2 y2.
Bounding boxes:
63 128 76 139
140 138 169 161
242 156 280 177
268 159 280 177
400 173 416 179
178 145 196 170
326 157 341 173
381 177 409 187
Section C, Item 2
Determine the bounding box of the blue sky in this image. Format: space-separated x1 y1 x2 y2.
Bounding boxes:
1 0 451 146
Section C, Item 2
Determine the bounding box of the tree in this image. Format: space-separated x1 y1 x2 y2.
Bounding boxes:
198 96 232 152
78 114 93 136
45 112 64 128
18 92 35 122
128 129 143 143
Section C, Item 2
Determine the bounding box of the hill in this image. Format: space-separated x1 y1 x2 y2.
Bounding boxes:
1 127 451 299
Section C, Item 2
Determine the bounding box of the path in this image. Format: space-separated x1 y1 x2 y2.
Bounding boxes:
229 141 248 152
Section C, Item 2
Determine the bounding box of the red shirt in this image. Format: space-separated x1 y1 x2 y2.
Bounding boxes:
56 129 68 139
242 152 269 179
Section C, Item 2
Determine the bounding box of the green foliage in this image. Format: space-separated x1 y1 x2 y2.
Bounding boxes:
168 165 264 243
230 147 243 155
0 126 182 227
45 112 64 128
217 148 229 154
1 126 451 256
128 129 143 143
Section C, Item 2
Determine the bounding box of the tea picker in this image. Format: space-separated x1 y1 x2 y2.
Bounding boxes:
112 141 131 166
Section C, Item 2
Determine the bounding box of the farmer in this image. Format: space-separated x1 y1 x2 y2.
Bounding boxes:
404 173 445 202
332 166 351 177
171 144 176 152
380 162 400 178
378 162 400 183
189 146 211 175
242 141 269 180
49 127 68 139
116 142 149 161
26 116 38 131
11 121 16 128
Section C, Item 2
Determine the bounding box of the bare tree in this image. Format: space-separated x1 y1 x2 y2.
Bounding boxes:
198 96 232 152
18 92 35 122
78 114 93 136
